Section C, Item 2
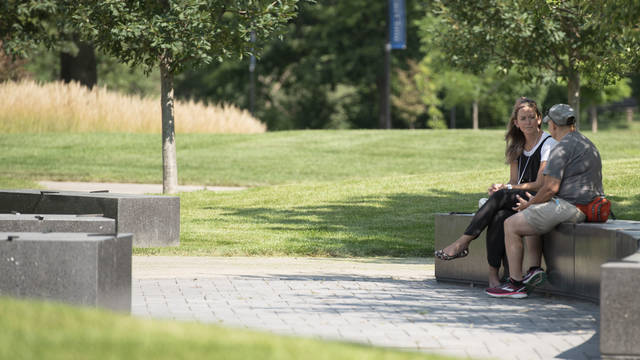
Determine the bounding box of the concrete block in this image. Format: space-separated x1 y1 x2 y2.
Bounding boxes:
0 190 179 247
573 222 639 300
435 214 640 301
434 213 543 287
600 251 640 359
539 224 574 296
434 213 489 285
573 224 615 298
0 214 115 233
0 232 132 312
0 189 42 213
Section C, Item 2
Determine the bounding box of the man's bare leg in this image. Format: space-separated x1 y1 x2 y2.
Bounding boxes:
523 235 543 269
504 213 539 281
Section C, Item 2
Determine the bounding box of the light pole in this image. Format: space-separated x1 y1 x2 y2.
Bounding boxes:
385 0 406 129
384 41 391 129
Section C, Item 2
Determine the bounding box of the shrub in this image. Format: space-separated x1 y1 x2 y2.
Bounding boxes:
0 80 266 134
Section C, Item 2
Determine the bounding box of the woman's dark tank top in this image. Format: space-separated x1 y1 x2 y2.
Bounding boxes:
517 136 551 184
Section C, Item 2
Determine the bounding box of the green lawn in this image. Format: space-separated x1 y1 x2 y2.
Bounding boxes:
0 297 454 360
1 130 505 185
2 128 639 256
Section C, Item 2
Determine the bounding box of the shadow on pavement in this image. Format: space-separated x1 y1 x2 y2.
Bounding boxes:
235 273 600 337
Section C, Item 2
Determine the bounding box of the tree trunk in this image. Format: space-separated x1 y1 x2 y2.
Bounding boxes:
60 38 97 89
627 107 634 123
589 105 598 133
383 42 391 129
377 75 386 129
160 56 178 194
567 67 581 128
450 106 456 129
472 100 479 130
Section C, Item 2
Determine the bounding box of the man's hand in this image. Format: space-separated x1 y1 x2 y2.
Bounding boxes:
513 192 534 211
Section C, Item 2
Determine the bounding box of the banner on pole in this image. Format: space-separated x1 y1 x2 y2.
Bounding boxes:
389 0 406 50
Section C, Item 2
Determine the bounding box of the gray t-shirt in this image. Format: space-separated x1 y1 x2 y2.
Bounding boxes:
543 131 604 205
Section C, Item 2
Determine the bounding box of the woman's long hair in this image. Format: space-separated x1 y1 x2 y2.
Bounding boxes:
505 97 542 163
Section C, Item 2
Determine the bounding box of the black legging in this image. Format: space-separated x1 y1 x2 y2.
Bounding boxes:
463 189 534 269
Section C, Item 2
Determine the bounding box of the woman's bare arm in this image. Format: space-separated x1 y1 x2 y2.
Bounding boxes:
512 161 547 192
488 161 519 195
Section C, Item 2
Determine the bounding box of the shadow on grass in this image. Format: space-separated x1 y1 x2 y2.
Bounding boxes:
187 186 640 257
201 189 485 257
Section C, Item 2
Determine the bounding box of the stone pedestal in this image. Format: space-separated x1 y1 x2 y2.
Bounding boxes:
0 232 132 312
600 251 640 359
0 190 179 247
0 214 115 233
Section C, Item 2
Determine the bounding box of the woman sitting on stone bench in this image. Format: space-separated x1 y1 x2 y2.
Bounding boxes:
435 97 557 288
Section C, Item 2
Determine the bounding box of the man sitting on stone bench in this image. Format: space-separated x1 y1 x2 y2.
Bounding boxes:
486 104 605 299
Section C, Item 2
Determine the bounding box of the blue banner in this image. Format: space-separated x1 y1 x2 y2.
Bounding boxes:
389 0 406 50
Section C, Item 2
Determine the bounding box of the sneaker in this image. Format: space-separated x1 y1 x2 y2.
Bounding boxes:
522 267 546 288
485 280 528 299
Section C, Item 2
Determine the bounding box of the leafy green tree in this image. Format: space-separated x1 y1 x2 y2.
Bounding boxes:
582 78 632 132
434 66 550 129
68 0 300 193
0 1 98 87
425 0 640 126
0 42 29 81
1 1 57 56
0 1 48 79
175 0 425 130
392 58 444 129
415 11 549 129
3 1 300 193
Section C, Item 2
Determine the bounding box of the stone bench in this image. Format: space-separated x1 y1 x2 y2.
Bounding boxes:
0 213 115 233
434 213 640 359
434 213 640 301
0 232 132 312
0 189 179 247
600 251 640 359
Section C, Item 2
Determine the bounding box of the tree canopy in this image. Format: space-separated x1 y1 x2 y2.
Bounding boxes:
1 1 63 56
2 0 301 193
425 0 640 125
68 1 299 74
175 0 425 130
3 1 640 133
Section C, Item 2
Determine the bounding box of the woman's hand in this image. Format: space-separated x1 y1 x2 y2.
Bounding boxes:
513 192 534 211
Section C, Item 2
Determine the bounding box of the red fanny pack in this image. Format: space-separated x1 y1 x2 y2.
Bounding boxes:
576 196 611 222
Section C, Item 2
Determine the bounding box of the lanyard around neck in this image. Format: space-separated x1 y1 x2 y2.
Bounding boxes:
517 134 549 184
517 156 531 185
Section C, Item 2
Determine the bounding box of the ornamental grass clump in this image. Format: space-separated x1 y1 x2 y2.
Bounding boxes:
0 80 265 134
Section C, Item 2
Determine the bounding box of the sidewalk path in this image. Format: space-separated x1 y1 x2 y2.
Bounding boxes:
38 181 246 194
132 256 600 360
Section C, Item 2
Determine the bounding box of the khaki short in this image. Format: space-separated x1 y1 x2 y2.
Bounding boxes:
522 197 586 234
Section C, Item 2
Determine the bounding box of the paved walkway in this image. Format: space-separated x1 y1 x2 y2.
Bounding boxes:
38 181 246 194
132 256 600 360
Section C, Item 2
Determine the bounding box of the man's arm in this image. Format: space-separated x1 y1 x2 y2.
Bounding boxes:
513 175 561 211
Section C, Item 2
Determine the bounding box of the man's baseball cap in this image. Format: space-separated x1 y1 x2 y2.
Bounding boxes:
543 104 576 126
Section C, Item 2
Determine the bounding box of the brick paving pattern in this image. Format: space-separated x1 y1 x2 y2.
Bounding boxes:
132 256 600 360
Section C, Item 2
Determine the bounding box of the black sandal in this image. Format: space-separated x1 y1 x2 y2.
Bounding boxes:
434 248 469 261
